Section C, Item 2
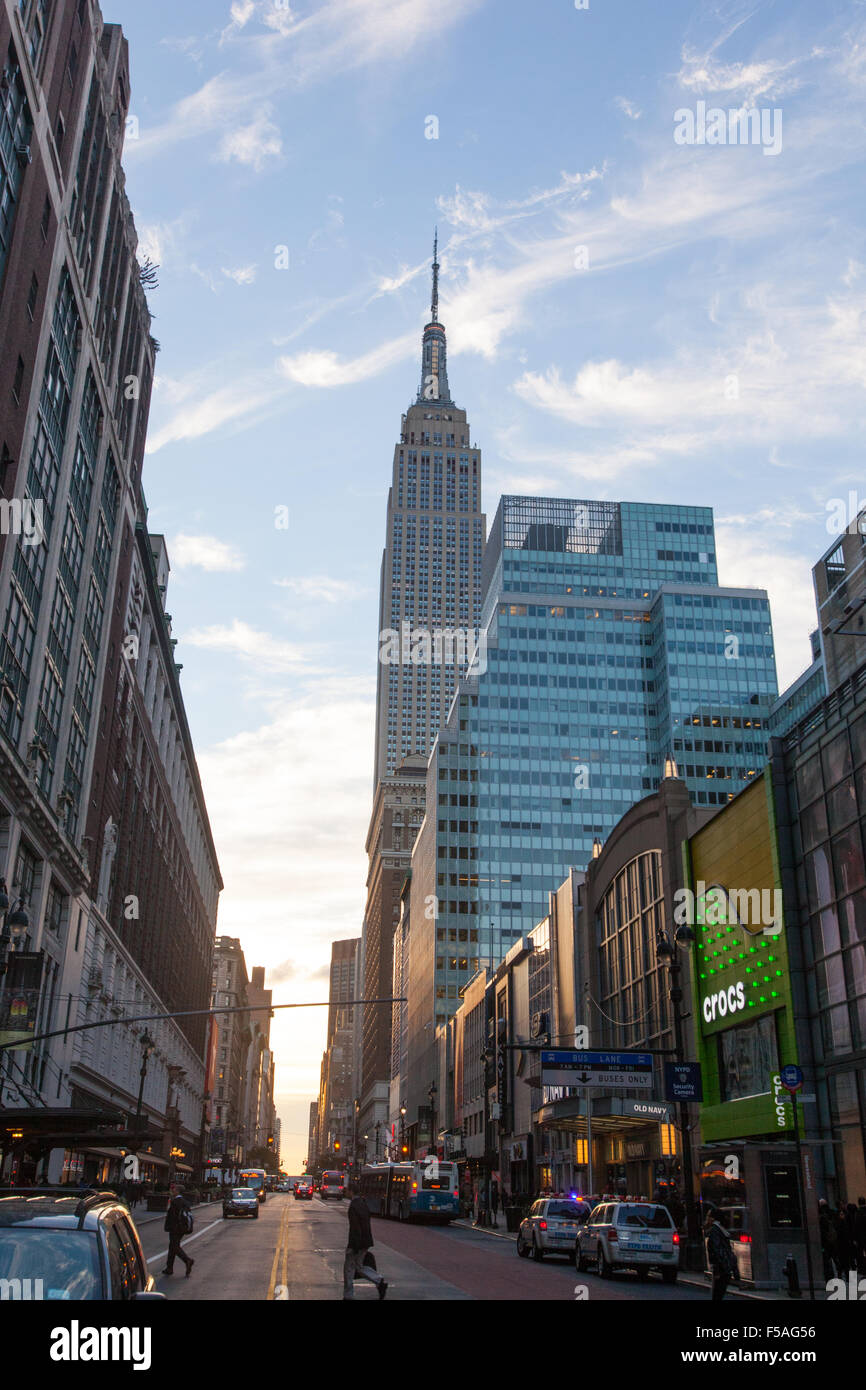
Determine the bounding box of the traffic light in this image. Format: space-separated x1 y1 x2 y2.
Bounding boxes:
334 1140 341 1152
267 1134 274 1148
401 1144 409 1156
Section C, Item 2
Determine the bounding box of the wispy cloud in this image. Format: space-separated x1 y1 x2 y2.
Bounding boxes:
677 52 804 103
197 680 373 969
275 575 360 603
170 534 246 572
615 96 642 120
182 620 316 675
129 0 487 161
146 370 278 451
513 278 866 451
222 264 258 285
218 112 283 171
278 332 415 388
221 0 257 43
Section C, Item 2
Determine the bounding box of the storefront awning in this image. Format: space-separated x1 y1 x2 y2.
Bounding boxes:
137 1153 170 1169
82 1148 127 1160
536 1094 671 1132
173 1163 193 1173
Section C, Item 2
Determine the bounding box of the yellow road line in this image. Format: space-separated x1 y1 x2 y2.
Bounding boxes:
267 1200 290 1300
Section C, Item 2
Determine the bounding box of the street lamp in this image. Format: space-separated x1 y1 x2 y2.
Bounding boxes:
656 922 700 1268
0 881 30 971
0 882 29 1108
134 1030 155 1132
428 1081 437 1159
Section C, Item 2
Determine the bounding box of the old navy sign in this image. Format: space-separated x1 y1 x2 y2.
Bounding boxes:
541 1050 653 1090
621 1099 670 1120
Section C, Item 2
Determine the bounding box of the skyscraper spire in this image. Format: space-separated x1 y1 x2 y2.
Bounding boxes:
431 228 439 324
417 231 452 404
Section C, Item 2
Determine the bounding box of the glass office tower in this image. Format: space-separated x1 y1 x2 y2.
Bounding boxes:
406 496 779 1115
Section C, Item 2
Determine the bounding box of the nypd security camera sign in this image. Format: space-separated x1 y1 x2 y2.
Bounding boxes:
780 1064 803 1093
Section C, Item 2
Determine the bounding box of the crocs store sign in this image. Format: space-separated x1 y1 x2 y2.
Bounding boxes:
702 980 746 1024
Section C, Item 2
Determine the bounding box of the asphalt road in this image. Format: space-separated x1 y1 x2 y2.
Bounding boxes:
137 1194 717 1302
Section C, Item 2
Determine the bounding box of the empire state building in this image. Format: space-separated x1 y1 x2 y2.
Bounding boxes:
360 240 486 1136
372 236 487 782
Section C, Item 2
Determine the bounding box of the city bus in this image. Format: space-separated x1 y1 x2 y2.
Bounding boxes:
238 1167 267 1202
320 1170 346 1199
360 1161 460 1223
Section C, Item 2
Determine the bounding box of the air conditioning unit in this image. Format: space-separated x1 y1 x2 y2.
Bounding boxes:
16 144 32 168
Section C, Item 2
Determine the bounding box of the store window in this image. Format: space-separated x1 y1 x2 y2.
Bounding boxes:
833 827 866 897
764 1165 802 1229
805 845 834 912
718 1014 778 1102
796 754 823 809
850 713 866 768
822 732 853 789
827 778 858 833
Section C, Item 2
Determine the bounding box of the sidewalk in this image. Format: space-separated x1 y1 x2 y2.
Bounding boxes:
451 1218 807 1300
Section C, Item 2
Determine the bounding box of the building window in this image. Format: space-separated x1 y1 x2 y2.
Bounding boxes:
0 51 34 289
14 837 39 906
45 880 66 938
20 1 50 69
12 356 24 403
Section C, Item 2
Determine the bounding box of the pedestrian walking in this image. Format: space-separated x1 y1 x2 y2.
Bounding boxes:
818 1198 839 1280
490 1180 500 1227
836 1204 857 1275
343 1188 387 1300
669 1190 686 1232
474 1186 488 1227
705 1210 737 1301
853 1197 866 1275
162 1182 194 1279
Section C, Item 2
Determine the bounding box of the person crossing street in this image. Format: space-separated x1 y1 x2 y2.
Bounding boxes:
162 1182 195 1279
343 1187 387 1300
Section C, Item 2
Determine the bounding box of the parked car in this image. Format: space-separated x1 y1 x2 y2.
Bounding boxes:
293 1182 313 1200
576 1200 679 1282
223 1188 260 1220
0 1189 165 1300
516 1199 590 1261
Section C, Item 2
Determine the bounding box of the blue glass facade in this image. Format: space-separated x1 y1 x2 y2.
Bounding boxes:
407 496 779 1079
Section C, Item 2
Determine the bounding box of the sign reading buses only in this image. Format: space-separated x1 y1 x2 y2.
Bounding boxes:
541 1050 653 1090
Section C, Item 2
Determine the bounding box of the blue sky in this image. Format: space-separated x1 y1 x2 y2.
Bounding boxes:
106 0 866 1169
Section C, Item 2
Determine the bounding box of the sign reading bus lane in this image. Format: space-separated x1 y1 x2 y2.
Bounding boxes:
541 1050 653 1090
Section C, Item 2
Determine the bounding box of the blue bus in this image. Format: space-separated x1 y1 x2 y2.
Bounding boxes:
360 1160 460 1223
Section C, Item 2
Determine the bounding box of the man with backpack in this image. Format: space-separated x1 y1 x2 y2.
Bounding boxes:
162 1182 195 1278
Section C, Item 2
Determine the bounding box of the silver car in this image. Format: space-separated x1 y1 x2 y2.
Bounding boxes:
576 1201 679 1283
516 1199 590 1262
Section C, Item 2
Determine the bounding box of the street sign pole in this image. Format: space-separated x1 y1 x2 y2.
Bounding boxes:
586 1087 593 1200
791 1090 816 1301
